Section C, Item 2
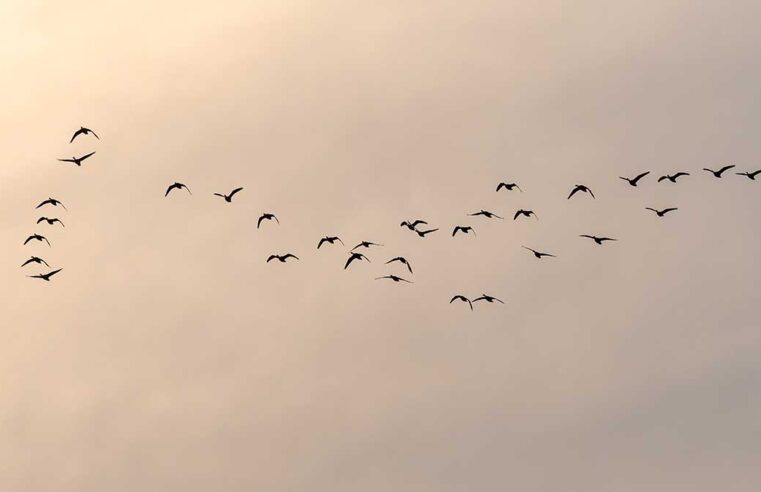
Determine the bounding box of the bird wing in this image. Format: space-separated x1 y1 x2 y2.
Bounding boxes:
21 258 33 267
69 128 84 143
452 227 459 236
213 193 225 198
718 165 736 174
274 215 280 224
266 255 277 262
284 254 299 260
58 158 77 163
36 217 46 224
657 175 667 182
579 235 594 240
750 170 761 177
165 184 175 196
496 183 505 191
588 189 595 198
90 129 100 139
568 188 579 199
317 238 326 249
645 207 657 213
513 211 521 220
47 268 62 278
344 255 357 269
79 151 96 161
229 187 243 198
23 236 33 245
521 245 535 253
675 172 689 178
663 207 678 213
703 168 713 173
257 216 265 228
43 237 50 246
411 220 427 227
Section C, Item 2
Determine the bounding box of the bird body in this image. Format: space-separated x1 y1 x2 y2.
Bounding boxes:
351 241 382 251
400 220 427 231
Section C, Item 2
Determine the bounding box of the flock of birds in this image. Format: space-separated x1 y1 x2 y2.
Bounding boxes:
21 126 761 310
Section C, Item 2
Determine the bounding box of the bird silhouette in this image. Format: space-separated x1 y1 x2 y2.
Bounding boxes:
375 275 412 283
214 187 243 202
415 228 439 238
386 256 413 274
28 268 63 281
35 198 67 210
344 252 370 269
452 225 476 237
317 236 344 249
658 172 690 183
400 220 428 230
473 294 504 304
579 234 617 245
266 253 299 263
24 234 51 247
737 169 761 180
165 182 192 196
351 241 382 251
469 210 503 219
522 246 556 258
69 126 99 143
58 151 95 166
257 213 279 228
450 295 473 310
568 184 595 199
496 182 522 192
646 207 678 217
619 171 650 187
21 256 49 268
703 165 736 178
36 217 65 227
513 209 538 220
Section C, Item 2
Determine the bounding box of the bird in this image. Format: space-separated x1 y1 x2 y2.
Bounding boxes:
619 171 650 187
452 225 476 237
646 207 678 217
317 236 344 249
400 220 428 230
658 172 690 183
415 228 439 238
737 170 761 180
344 252 370 269
214 187 244 202
473 294 504 304
28 268 63 281
35 198 67 210
579 234 617 245
69 126 99 143
386 256 413 274
21 256 49 268
351 241 382 251
496 182 522 192
375 275 412 283
266 253 299 263
257 213 279 228
568 184 595 199
24 234 51 246
165 182 192 196
449 295 473 310
522 246 556 259
469 210 503 219
703 165 736 178
36 217 65 227
513 209 538 220
58 151 95 166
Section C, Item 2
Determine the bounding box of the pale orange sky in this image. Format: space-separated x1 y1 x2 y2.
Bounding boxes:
2 1 761 490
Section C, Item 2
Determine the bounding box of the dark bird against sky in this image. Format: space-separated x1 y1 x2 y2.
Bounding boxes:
58 151 96 166
352 241 382 251
165 182 192 196
36 217 65 227
658 172 690 183
317 236 344 249
24 234 51 247
496 182 522 192
450 295 473 310
266 253 299 263
375 275 412 283
69 126 99 143
20 256 50 268
736 169 761 180
35 198 67 210
522 246 556 259
619 171 650 187
214 187 244 202
579 235 617 245
703 165 736 178
513 209 538 220
469 210 503 219
568 184 595 199
344 252 370 269
386 256 413 274
415 228 439 238
257 213 279 228
646 207 678 217
27 268 63 281
400 220 427 231
452 225 476 237
473 294 504 304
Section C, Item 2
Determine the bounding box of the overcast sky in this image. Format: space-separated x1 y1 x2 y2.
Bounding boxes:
1 1 760 490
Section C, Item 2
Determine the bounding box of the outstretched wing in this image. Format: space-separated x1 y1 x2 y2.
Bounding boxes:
718 164 735 175
663 207 678 214
634 171 650 182
69 128 84 143
229 187 244 198
257 215 265 228
46 268 62 278
79 151 96 161
657 175 668 182
579 235 595 240
568 188 579 199
410 220 427 227
266 255 277 262
284 254 299 260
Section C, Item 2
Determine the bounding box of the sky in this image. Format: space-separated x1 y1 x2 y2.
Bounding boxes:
1 1 760 490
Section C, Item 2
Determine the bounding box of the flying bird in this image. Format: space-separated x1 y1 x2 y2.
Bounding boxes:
646 207 678 217
469 210 503 219
28 268 63 281
522 246 556 259
450 295 473 310
473 294 504 304
568 184 595 199
58 151 95 166
165 182 192 196
579 234 617 245
35 198 67 210
496 182 522 192
386 256 413 274
344 252 370 269
257 213 279 228
375 275 412 283
415 228 439 238
214 187 244 202
24 234 51 246
266 253 299 263
400 220 428 231
619 171 650 187
317 236 344 249
69 126 99 143
703 165 736 178
513 209 538 220
736 169 761 180
658 172 690 183
351 241 382 251
36 217 65 227
452 225 476 237
21 256 49 268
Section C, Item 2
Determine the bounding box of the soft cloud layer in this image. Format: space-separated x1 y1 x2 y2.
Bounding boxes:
1 1 760 490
